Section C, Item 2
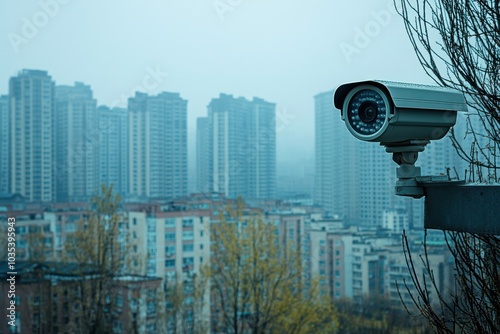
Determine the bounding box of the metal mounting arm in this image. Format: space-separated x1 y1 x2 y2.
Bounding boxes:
382 140 500 235
383 140 428 198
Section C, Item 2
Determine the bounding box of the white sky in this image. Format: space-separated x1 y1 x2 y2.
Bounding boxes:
0 0 433 177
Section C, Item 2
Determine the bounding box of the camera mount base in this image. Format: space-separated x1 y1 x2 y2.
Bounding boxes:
381 140 430 198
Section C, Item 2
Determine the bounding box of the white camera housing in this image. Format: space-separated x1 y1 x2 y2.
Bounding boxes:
334 80 467 143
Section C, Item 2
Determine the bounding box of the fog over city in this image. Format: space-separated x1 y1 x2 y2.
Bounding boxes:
0 0 432 186
3 1 498 333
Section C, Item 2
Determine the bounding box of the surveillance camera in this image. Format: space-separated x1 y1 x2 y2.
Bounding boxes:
333 80 467 143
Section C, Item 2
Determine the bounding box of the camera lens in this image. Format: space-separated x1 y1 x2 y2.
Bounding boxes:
346 88 388 137
359 101 378 123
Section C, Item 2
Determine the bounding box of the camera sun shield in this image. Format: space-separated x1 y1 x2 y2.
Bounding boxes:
334 80 468 143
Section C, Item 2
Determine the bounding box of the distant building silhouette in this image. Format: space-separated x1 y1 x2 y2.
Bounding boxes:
97 105 128 198
54 82 98 202
196 117 209 193
9 70 55 202
358 141 395 226
201 93 276 199
0 95 8 194
128 92 188 199
314 90 361 224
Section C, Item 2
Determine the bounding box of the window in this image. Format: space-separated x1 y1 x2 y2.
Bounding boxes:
182 231 193 240
165 259 175 268
183 244 194 252
147 301 156 315
165 233 176 241
182 257 194 265
165 218 175 227
165 245 176 255
182 218 193 228
65 223 76 233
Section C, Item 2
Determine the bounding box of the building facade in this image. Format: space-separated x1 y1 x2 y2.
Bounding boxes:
9 70 55 202
204 93 276 200
127 204 212 332
128 92 188 199
314 90 360 224
0 261 162 334
196 117 210 193
98 105 128 197
54 82 98 202
0 95 9 194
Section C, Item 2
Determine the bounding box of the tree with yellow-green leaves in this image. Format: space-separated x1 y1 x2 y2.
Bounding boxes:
63 183 142 334
206 198 338 334
162 273 210 334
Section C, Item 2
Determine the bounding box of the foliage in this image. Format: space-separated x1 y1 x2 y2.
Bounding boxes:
162 273 209 334
336 296 432 334
206 198 337 334
63 183 139 334
26 229 52 262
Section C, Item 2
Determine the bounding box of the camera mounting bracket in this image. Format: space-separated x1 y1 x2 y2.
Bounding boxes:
382 140 441 198
381 139 466 199
382 140 429 181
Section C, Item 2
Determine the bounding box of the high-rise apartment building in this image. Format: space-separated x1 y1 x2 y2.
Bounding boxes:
128 92 188 199
54 82 98 202
0 95 8 194
196 117 209 193
358 142 395 226
203 93 276 199
97 105 128 197
128 207 211 332
314 90 360 224
9 70 54 202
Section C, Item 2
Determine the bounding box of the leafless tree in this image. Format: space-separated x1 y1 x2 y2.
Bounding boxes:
395 1 500 332
397 0 499 178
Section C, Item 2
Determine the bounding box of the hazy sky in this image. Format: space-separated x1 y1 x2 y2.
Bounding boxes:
0 0 432 174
